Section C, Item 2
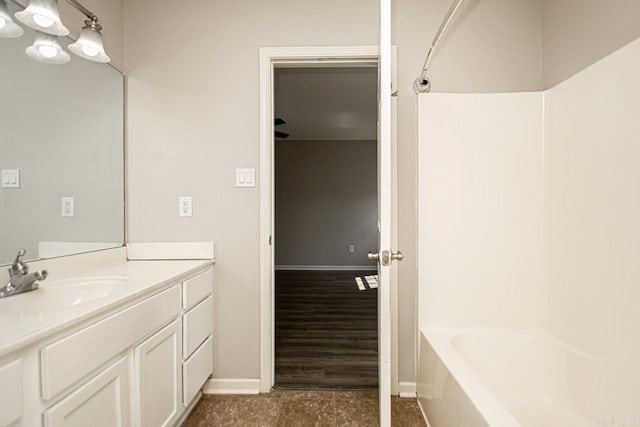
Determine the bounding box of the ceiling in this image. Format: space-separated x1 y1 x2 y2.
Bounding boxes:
274 67 377 141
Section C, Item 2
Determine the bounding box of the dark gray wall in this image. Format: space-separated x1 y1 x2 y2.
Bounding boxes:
275 140 377 268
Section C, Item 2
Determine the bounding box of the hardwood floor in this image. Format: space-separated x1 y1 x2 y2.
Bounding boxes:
275 270 378 389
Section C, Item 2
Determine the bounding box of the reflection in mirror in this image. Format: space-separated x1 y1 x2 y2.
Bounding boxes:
0 0 124 265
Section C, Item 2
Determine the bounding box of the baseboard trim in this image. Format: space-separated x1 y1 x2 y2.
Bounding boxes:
275 265 377 271
176 391 202 425
417 398 432 427
203 378 261 395
398 381 417 398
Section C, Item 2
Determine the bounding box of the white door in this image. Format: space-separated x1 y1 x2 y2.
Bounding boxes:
374 0 396 425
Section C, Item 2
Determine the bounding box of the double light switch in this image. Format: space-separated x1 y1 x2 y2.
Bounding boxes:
236 168 255 187
2 169 20 188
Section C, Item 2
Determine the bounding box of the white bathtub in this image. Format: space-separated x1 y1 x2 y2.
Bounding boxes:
417 329 639 427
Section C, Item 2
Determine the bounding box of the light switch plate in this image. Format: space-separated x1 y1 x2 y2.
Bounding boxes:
236 168 256 188
348 244 356 254
179 196 193 217
61 197 74 217
2 169 20 188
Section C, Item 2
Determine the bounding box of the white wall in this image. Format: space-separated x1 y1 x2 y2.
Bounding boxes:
275 140 377 268
541 0 640 88
124 0 546 383
545 37 640 359
417 93 546 331
124 0 380 382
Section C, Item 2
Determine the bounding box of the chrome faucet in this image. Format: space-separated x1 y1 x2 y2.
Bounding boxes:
0 250 48 298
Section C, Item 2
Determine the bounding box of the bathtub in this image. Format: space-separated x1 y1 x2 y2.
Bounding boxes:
417 329 638 427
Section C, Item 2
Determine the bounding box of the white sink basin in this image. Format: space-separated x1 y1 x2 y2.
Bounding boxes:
46 276 129 288
0 276 129 316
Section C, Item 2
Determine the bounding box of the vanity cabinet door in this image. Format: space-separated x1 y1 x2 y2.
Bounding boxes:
0 359 22 426
135 319 181 427
43 357 129 427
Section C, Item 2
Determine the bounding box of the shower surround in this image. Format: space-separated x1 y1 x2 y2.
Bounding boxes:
416 37 640 426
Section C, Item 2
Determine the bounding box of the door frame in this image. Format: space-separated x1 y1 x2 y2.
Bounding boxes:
258 46 398 393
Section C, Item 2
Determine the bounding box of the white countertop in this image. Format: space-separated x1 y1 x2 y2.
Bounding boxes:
0 259 213 358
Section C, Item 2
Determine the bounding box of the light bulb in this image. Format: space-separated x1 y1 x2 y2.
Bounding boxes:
68 19 110 63
38 44 57 58
81 45 98 57
32 14 54 28
0 17 6 29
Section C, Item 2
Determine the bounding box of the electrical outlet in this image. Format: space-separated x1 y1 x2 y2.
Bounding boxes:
61 197 74 217
179 196 193 217
348 244 356 254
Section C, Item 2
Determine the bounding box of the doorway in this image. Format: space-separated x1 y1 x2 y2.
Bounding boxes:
273 66 379 389
259 45 397 426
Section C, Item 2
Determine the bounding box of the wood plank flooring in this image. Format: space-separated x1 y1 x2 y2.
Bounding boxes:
275 270 378 389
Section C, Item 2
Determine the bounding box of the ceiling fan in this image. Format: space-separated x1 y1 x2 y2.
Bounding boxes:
275 118 289 139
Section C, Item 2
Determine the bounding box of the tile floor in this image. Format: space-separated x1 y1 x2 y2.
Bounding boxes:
184 390 426 427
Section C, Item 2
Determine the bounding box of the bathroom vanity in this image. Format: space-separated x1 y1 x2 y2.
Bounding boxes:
0 249 215 427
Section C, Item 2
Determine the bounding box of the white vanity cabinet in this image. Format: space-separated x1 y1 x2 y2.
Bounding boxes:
0 264 214 427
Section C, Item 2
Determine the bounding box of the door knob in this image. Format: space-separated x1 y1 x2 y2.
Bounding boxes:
391 251 404 262
367 251 380 261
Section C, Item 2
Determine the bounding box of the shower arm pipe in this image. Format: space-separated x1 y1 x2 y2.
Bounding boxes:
64 0 98 22
415 0 466 93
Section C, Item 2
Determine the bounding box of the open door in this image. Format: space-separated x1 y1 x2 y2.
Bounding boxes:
370 0 400 425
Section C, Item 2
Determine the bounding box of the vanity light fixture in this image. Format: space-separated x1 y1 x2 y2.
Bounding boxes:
14 0 69 36
25 30 70 64
0 0 23 38
7 0 111 64
67 17 110 63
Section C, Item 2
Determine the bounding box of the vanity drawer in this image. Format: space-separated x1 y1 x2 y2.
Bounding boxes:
182 268 213 310
0 359 22 426
41 285 181 400
182 336 212 406
183 296 213 358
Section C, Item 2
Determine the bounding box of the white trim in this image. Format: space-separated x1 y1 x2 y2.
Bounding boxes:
275 265 377 271
260 46 380 395
175 392 202 426
417 398 433 427
126 242 215 260
202 378 260 395
398 381 417 398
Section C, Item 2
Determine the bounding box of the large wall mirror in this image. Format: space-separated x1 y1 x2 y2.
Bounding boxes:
0 0 124 265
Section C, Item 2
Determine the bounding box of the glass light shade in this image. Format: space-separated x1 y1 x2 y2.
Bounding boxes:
0 0 23 38
15 0 68 36
26 31 70 64
68 22 110 63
